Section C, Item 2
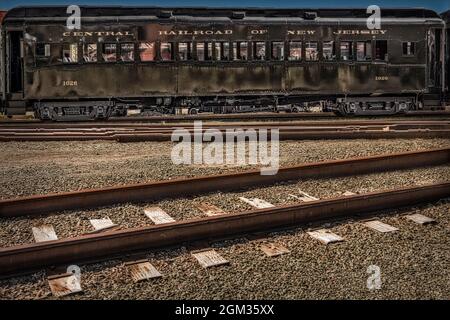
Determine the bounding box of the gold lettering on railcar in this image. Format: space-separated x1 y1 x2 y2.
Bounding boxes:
158 30 233 36
62 80 78 86
375 76 389 81
62 31 133 37
250 29 268 35
333 30 387 35
287 30 316 35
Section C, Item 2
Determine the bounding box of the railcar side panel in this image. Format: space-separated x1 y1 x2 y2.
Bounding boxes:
26 64 178 98
20 22 433 99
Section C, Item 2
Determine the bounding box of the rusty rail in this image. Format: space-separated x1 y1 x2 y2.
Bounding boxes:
0 182 449 276
0 119 449 128
1 110 450 124
0 148 449 218
1 130 449 142
1 120 450 142
115 130 450 142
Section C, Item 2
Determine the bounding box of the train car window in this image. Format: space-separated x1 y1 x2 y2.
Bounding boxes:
340 41 353 61
305 42 318 61
35 43 50 66
49 44 62 65
160 42 173 61
178 42 191 61
222 42 230 60
214 42 223 61
402 42 415 56
240 42 248 60
356 41 372 61
120 43 135 62
206 43 213 60
232 42 248 60
139 42 156 61
196 43 205 61
82 44 97 63
271 42 284 61
375 40 388 61
254 42 266 60
62 43 78 63
323 41 336 61
36 43 50 57
102 44 117 62
288 41 302 61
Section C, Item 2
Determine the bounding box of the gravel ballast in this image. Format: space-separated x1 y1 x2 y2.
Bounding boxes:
0 200 449 300
0 138 449 299
0 138 449 199
0 164 449 248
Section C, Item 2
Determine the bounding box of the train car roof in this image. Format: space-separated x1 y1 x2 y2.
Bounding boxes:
3 6 443 22
442 10 450 23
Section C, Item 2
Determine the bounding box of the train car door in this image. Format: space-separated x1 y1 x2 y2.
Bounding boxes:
6 30 24 97
444 25 450 95
427 28 443 90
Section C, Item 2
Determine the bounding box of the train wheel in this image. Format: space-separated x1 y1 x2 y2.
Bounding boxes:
291 106 300 113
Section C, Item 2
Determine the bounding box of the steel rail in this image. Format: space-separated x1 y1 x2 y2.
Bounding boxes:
1 110 450 124
115 130 450 142
0 182 449 276
0 148 449 218
1 123 450 132
1 129 450 142
0 119 449 129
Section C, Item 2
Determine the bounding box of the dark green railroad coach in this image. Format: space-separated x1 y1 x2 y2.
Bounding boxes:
0 6 447 120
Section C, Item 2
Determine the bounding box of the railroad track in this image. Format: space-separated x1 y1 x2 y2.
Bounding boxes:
1 120 450 141
0 148 449 278
1 110 450 124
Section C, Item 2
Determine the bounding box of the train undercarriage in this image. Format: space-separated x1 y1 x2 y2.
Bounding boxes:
25 93 444 121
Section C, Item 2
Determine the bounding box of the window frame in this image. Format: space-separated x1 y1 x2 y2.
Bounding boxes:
339 41 354 61
271 41 285 61
102 43 118 63
118 42 136 63
232 41 249 61
34 42 51 67
138 41 157 62
253 41 267 61
402 41 416 57
288 41 302 61
195 42 205 61
160 42 174 61
374 40 388 62
82 42 98 63
355 40 372 62
322 41 336 61
214 41 231 61
62 42 79 64
221 42 231 61
177 42 192 61
304 41 319 62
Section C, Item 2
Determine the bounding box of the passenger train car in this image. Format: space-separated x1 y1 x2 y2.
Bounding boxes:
0 6 447 120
